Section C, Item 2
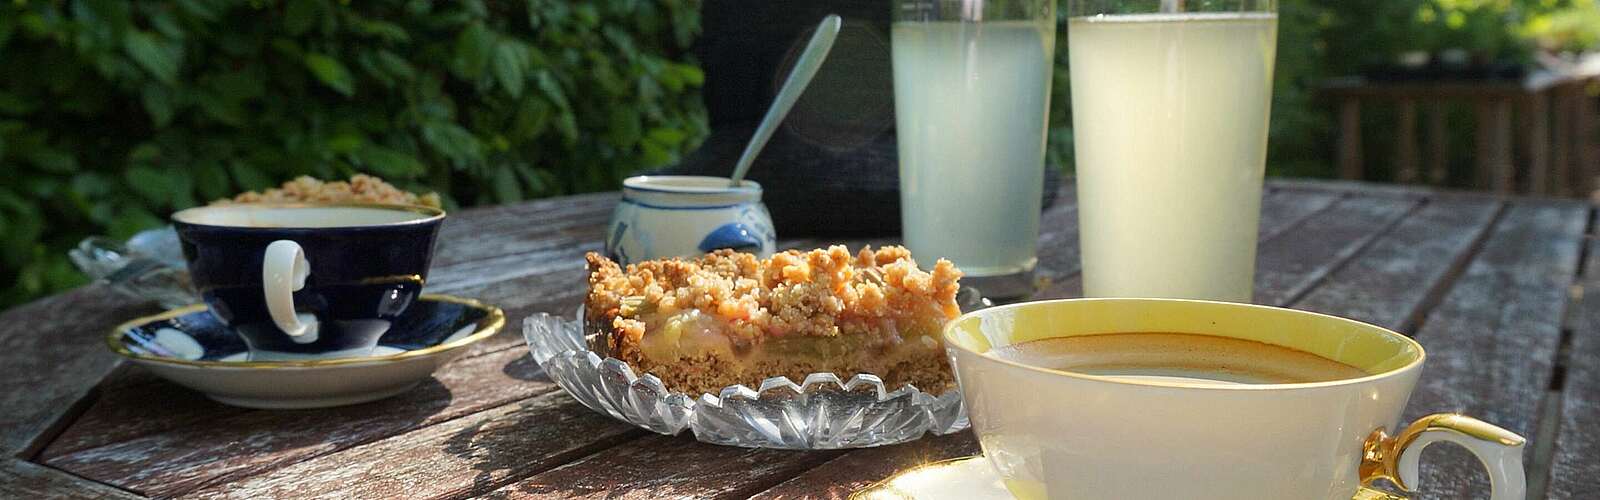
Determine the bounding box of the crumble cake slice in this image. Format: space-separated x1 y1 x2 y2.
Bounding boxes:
584 246 963 396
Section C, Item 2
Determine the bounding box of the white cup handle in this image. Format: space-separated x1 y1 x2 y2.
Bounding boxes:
1361 413 1527 500
263 240 316 339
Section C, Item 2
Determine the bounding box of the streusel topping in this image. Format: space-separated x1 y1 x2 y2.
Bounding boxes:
218 174 442 208
585 246 963 349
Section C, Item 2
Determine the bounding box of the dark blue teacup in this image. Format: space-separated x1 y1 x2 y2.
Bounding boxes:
172 203 445 360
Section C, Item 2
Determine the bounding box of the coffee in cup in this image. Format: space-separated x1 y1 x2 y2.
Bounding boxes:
173 203 445 361
945 298 1525 500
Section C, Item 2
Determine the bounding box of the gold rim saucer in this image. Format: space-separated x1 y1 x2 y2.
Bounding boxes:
106 294 505 369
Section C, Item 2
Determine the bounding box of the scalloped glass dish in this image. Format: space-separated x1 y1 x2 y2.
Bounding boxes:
523 313 969 449
70 227 198 309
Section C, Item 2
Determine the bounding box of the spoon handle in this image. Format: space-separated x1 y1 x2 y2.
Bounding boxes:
729 14 843 186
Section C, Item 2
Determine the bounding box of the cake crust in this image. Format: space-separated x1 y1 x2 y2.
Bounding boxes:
584 246 962 395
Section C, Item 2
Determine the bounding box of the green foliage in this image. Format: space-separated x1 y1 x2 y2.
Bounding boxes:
1524 0 1600 51
0 0 707 309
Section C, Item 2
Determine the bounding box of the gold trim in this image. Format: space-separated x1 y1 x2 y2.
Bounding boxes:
357 274 425 285
105 294 504 369
1361 413 1526 492
170 202 446 229
943 298 1428 392
851 456 985 499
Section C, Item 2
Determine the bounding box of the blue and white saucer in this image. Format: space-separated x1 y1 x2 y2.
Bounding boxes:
107 294 505 409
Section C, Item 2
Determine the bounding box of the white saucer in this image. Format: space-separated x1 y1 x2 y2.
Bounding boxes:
852 456 1412 500
107 294 504 409
853 456 1011 500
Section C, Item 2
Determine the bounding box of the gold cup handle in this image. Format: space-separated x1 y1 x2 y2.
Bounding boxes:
1359 413 1527 500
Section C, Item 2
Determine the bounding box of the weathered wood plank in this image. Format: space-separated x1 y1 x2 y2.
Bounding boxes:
1401 201 1587 499
1549 212 1599 499
0 458 142 499
1255 189 1343 240
38 369 250 460
179 392 640 500
36 339 534 460
749 433 980 499
45 345 556 497
0 286 159 457
1252 195 1420 306
484 434 843 499
1291 196 1503 331
431 192 616 268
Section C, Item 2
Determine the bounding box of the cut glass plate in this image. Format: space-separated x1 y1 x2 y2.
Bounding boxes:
523 312 969 449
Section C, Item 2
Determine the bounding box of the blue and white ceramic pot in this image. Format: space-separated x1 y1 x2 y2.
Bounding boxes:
605 176 777 265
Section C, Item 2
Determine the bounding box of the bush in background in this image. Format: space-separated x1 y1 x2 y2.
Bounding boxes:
0 0 707 308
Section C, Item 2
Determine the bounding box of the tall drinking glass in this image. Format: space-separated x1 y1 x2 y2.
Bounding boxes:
1069 0 1278 302
892 0 1056 297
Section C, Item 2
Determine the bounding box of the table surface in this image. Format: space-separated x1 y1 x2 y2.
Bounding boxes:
2 179 1597 499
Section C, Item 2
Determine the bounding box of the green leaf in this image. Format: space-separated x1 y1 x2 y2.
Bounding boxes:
124 166 174 206
194 91 245 126
123 31 180 84
646 127 687 146
452 22 495 79
141 84 173 126
26 149 77 173
327 132 365 153
229 162 274 191
193 163 231 201
209 70 265 102
492 43 526 98
304 53 355 96
108 207 164 241
284 0 320 36
490 164 521 203
534 70 569 109
421 122 483 165
354 144 424 178
374 50 416 81
606 106 640 147
351 19 409 43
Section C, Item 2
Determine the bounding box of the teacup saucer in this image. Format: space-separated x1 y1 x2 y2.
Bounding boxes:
852 456 1011 500
107 294 504 409
853 456 1412 500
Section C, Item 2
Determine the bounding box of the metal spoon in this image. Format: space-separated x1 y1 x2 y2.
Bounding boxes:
728 14 843 187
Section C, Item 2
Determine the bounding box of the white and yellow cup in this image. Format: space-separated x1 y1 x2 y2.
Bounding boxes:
945 298 1526 500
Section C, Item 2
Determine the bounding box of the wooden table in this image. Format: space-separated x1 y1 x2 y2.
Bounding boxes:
2 179 1597 499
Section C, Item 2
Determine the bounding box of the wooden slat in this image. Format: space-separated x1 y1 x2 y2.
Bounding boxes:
1340 98 1364 180
1401 201 1588 498
430 192 617 268
45 345 556 497
0 286 159 457
1291 196 1503 331
0 458 141 500
179 393 640 500
483 434 842 499
749 433 979 499
1549 214 1599 499
1031 185 1079 281
38 369 249 460
1252 195 1420 306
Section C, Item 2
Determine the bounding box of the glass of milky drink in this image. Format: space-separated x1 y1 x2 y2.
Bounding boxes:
944 298 1529 500
1069 0 1277 302
891 0 1056 299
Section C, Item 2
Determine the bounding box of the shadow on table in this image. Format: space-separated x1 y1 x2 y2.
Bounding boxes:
500 353 549 383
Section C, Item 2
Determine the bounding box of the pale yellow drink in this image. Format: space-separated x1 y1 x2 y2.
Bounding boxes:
893 21 1054 278
1069 13 1277 301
